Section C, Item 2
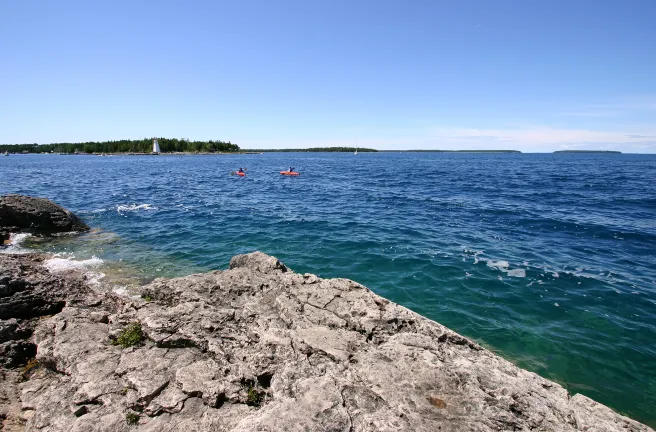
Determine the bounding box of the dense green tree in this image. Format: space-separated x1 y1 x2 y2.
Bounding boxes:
0 138 240 154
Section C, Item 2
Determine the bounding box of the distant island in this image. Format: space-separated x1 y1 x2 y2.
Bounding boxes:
248 147 377 153
1 141 382 154
553 150 622 154
379 150 522 153
0 138 240 154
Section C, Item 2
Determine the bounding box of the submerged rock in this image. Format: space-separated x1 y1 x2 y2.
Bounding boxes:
0 251 652 431
0 195 89 235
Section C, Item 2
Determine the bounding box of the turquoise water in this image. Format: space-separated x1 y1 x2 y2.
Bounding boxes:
2 153 655 425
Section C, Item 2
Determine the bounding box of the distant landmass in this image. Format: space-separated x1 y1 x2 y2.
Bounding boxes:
0 138 239 154
379 150 522 153
553 150 622 154
250 147 377 153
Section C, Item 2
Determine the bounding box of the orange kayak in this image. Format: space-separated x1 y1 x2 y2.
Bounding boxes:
236 171 245 176
280 171 300 176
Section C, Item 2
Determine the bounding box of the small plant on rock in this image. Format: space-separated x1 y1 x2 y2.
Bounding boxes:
141 294 153 302
247 386 263 406
125 412 140 425
112 323 144 348
21 358 40 379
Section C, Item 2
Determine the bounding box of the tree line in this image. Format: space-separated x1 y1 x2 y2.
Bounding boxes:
0 138 240 154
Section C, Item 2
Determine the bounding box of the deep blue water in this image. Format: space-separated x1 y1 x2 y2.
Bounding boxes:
2 152 655 425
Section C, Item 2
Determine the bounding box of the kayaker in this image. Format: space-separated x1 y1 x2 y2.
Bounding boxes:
238 168 244 173
288 167 294 172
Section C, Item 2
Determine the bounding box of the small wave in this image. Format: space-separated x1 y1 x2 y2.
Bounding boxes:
484 259 526 278
1 233 32 254
43 255 105 286
507 269 527 277
44 255 103 271
117 203 157 213
486 260 510 270
78 208 108 214
111 285 131 297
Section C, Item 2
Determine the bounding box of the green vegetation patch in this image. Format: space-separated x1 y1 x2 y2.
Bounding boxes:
112 323 144 348
21 358 40 379
0 137 239 154
125 412 140 425
247 386 263 406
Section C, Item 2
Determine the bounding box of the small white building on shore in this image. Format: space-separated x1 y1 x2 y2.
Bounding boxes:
152 139 161 154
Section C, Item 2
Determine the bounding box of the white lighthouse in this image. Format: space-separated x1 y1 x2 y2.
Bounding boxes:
152 138 161 154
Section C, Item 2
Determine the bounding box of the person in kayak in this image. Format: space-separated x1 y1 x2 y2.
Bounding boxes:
237 168 244 173
288 167 294 172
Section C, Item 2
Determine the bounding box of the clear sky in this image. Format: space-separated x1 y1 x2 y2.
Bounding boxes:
1 0 655 152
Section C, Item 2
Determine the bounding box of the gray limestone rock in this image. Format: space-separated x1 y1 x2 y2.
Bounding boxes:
0 195 89 235
0 251 652 431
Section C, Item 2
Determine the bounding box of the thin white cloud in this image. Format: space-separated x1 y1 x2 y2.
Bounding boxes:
558 96 656 118
239 125 656 153
426 126 656 149
559 110 622 118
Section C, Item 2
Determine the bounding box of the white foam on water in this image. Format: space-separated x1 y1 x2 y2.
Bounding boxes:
484 259 526 278
43 255 106 287
112 285 131 297
1 233 32 254
79 208 108 214
117 203 156 213
486 260 510 270
44 255 103 271
506 269 527 278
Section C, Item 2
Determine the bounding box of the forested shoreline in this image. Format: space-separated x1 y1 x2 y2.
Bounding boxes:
0 138 239 154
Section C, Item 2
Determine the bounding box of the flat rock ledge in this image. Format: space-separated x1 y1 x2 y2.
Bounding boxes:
0 252 652 432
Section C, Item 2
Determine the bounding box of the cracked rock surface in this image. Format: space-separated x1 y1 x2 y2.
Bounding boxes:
0 251 652 431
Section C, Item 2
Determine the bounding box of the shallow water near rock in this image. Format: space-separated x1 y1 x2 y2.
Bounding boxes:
1 152 655 425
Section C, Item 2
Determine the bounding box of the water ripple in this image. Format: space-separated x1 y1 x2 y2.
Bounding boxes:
2 152 656 426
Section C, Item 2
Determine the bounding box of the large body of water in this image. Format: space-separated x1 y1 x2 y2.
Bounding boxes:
2 152 655 425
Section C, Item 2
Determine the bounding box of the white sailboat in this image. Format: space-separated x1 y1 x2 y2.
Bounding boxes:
354 138 358 155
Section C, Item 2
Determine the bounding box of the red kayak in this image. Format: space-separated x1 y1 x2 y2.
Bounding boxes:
280 171 300 176
236 171 245 176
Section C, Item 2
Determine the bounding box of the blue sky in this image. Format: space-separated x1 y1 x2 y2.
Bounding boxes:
1 0 655 152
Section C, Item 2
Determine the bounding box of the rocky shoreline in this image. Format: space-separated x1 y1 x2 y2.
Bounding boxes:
0 195 653 431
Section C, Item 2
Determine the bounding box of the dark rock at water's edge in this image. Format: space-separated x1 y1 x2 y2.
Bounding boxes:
0 194 89 236
0 251 652 431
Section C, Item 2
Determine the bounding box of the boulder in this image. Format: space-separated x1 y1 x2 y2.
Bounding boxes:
0 195 89 234
0 252 651 431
